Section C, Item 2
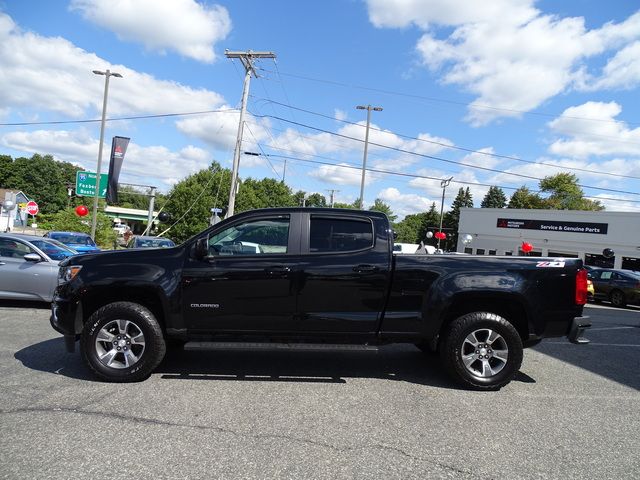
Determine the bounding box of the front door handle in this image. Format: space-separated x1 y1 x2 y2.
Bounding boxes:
0 262 5 266
265 266 291 275
353 264 379 273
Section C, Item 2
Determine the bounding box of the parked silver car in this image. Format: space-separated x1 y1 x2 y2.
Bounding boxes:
0 233 77 302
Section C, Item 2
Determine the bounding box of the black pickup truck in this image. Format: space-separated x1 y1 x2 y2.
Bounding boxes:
51 208 590 389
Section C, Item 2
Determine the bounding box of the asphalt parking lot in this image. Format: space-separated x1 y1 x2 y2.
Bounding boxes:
0 303 638 479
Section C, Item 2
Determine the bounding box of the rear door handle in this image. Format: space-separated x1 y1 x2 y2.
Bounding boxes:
353 264 379 273
265 266 291 275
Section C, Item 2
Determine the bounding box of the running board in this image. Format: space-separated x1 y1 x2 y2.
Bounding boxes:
183 342 379 352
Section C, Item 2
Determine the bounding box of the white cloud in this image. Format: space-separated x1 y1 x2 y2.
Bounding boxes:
308 163 375 187
377 187 435 217
547 102 640 158
0 128 211 191
0 13 225 119
334 109 348 121
366 1 640 125
70 0 231 63
367 0 537 29
587 41 640 90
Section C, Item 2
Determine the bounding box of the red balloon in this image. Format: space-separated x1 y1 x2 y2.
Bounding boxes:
435 231 446 240
75 205 89 217
521 241 533 253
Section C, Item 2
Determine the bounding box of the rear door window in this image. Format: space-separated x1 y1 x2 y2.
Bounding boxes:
309 216 373 253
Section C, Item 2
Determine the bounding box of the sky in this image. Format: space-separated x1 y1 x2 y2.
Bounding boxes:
1 0 639 218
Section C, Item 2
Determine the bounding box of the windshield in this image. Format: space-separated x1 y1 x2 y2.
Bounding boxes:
135 238 175 248
30 239 77 260
50 233 95 246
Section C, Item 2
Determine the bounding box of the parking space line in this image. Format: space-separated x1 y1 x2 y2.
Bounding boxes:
589 326 637 331
545 342 640 347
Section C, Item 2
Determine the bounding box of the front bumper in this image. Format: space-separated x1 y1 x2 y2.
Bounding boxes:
50 293 82 352
568 316 591 344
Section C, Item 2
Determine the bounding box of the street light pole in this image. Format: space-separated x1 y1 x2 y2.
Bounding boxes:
356 104 382 209
438 177 453 250
90 69 122 240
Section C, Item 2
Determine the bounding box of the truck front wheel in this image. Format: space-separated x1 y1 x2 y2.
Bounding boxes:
80 302 166 382
440 312 523 390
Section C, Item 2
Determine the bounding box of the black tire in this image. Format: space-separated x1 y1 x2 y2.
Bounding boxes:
439 312 523 390
609 290 626 308
80 302 166 382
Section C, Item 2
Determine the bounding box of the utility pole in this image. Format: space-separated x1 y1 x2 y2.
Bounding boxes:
326 189 339 208
438 177 453 250
356 104 382 209
225 50 276 218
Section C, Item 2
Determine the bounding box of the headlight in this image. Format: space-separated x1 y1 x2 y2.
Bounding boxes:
59 265 82 283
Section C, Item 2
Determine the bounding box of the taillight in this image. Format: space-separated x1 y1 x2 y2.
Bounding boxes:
575 269 588 305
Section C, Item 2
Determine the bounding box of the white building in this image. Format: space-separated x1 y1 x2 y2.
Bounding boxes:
456 208 640 271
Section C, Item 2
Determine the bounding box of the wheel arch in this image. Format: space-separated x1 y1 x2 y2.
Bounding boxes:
440 292 530 342
79 286 168 333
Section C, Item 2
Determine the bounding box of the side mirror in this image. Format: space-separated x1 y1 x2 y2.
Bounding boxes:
24 253 42 262
195 237 209 259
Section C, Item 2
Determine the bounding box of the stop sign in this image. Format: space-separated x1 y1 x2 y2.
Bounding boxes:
25 201 39 216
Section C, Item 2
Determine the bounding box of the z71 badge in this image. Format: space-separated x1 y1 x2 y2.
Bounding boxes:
536 261 566 268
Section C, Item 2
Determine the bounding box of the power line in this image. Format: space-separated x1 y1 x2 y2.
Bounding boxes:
253 98 640 180
243 122 282 179
250 113 640 197
0 108 237 127
259 151 640 204
257 68 640 127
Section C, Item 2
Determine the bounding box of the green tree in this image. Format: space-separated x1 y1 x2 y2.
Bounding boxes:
162 163 231 243
235 177 295 211
39 208 117 249
481 186 507 208
443 187 473 251
368 198 397 222
393 203 439 243
333 201 359 209
0 154 81 213
508 186 544 209
538 173 604 211
292 191 327 207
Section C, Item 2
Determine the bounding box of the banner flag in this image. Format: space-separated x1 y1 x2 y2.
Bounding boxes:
105 136 130 204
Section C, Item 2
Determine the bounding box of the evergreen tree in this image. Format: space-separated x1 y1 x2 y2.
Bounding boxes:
368 198 396 222
443 187 473 250
481 186 507 208
393 202 439 244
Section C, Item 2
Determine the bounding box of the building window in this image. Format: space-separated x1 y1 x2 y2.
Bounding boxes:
622 257 640 271
519 249 542 256
464 247 473 254
476 248 485 255
505 251 513 256
548 251 579 258
489 250 497 255
585 253 614 268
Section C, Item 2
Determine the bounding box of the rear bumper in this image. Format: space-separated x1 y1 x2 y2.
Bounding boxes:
568 316 591 344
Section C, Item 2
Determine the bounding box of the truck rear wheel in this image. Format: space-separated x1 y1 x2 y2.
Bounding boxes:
80 302 166 382
440 312 523 390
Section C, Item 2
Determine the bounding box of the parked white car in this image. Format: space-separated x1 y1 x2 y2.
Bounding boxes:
113 223 130 235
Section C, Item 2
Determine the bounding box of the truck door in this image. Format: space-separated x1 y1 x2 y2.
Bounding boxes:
296 213 392 334
181 213 301 333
